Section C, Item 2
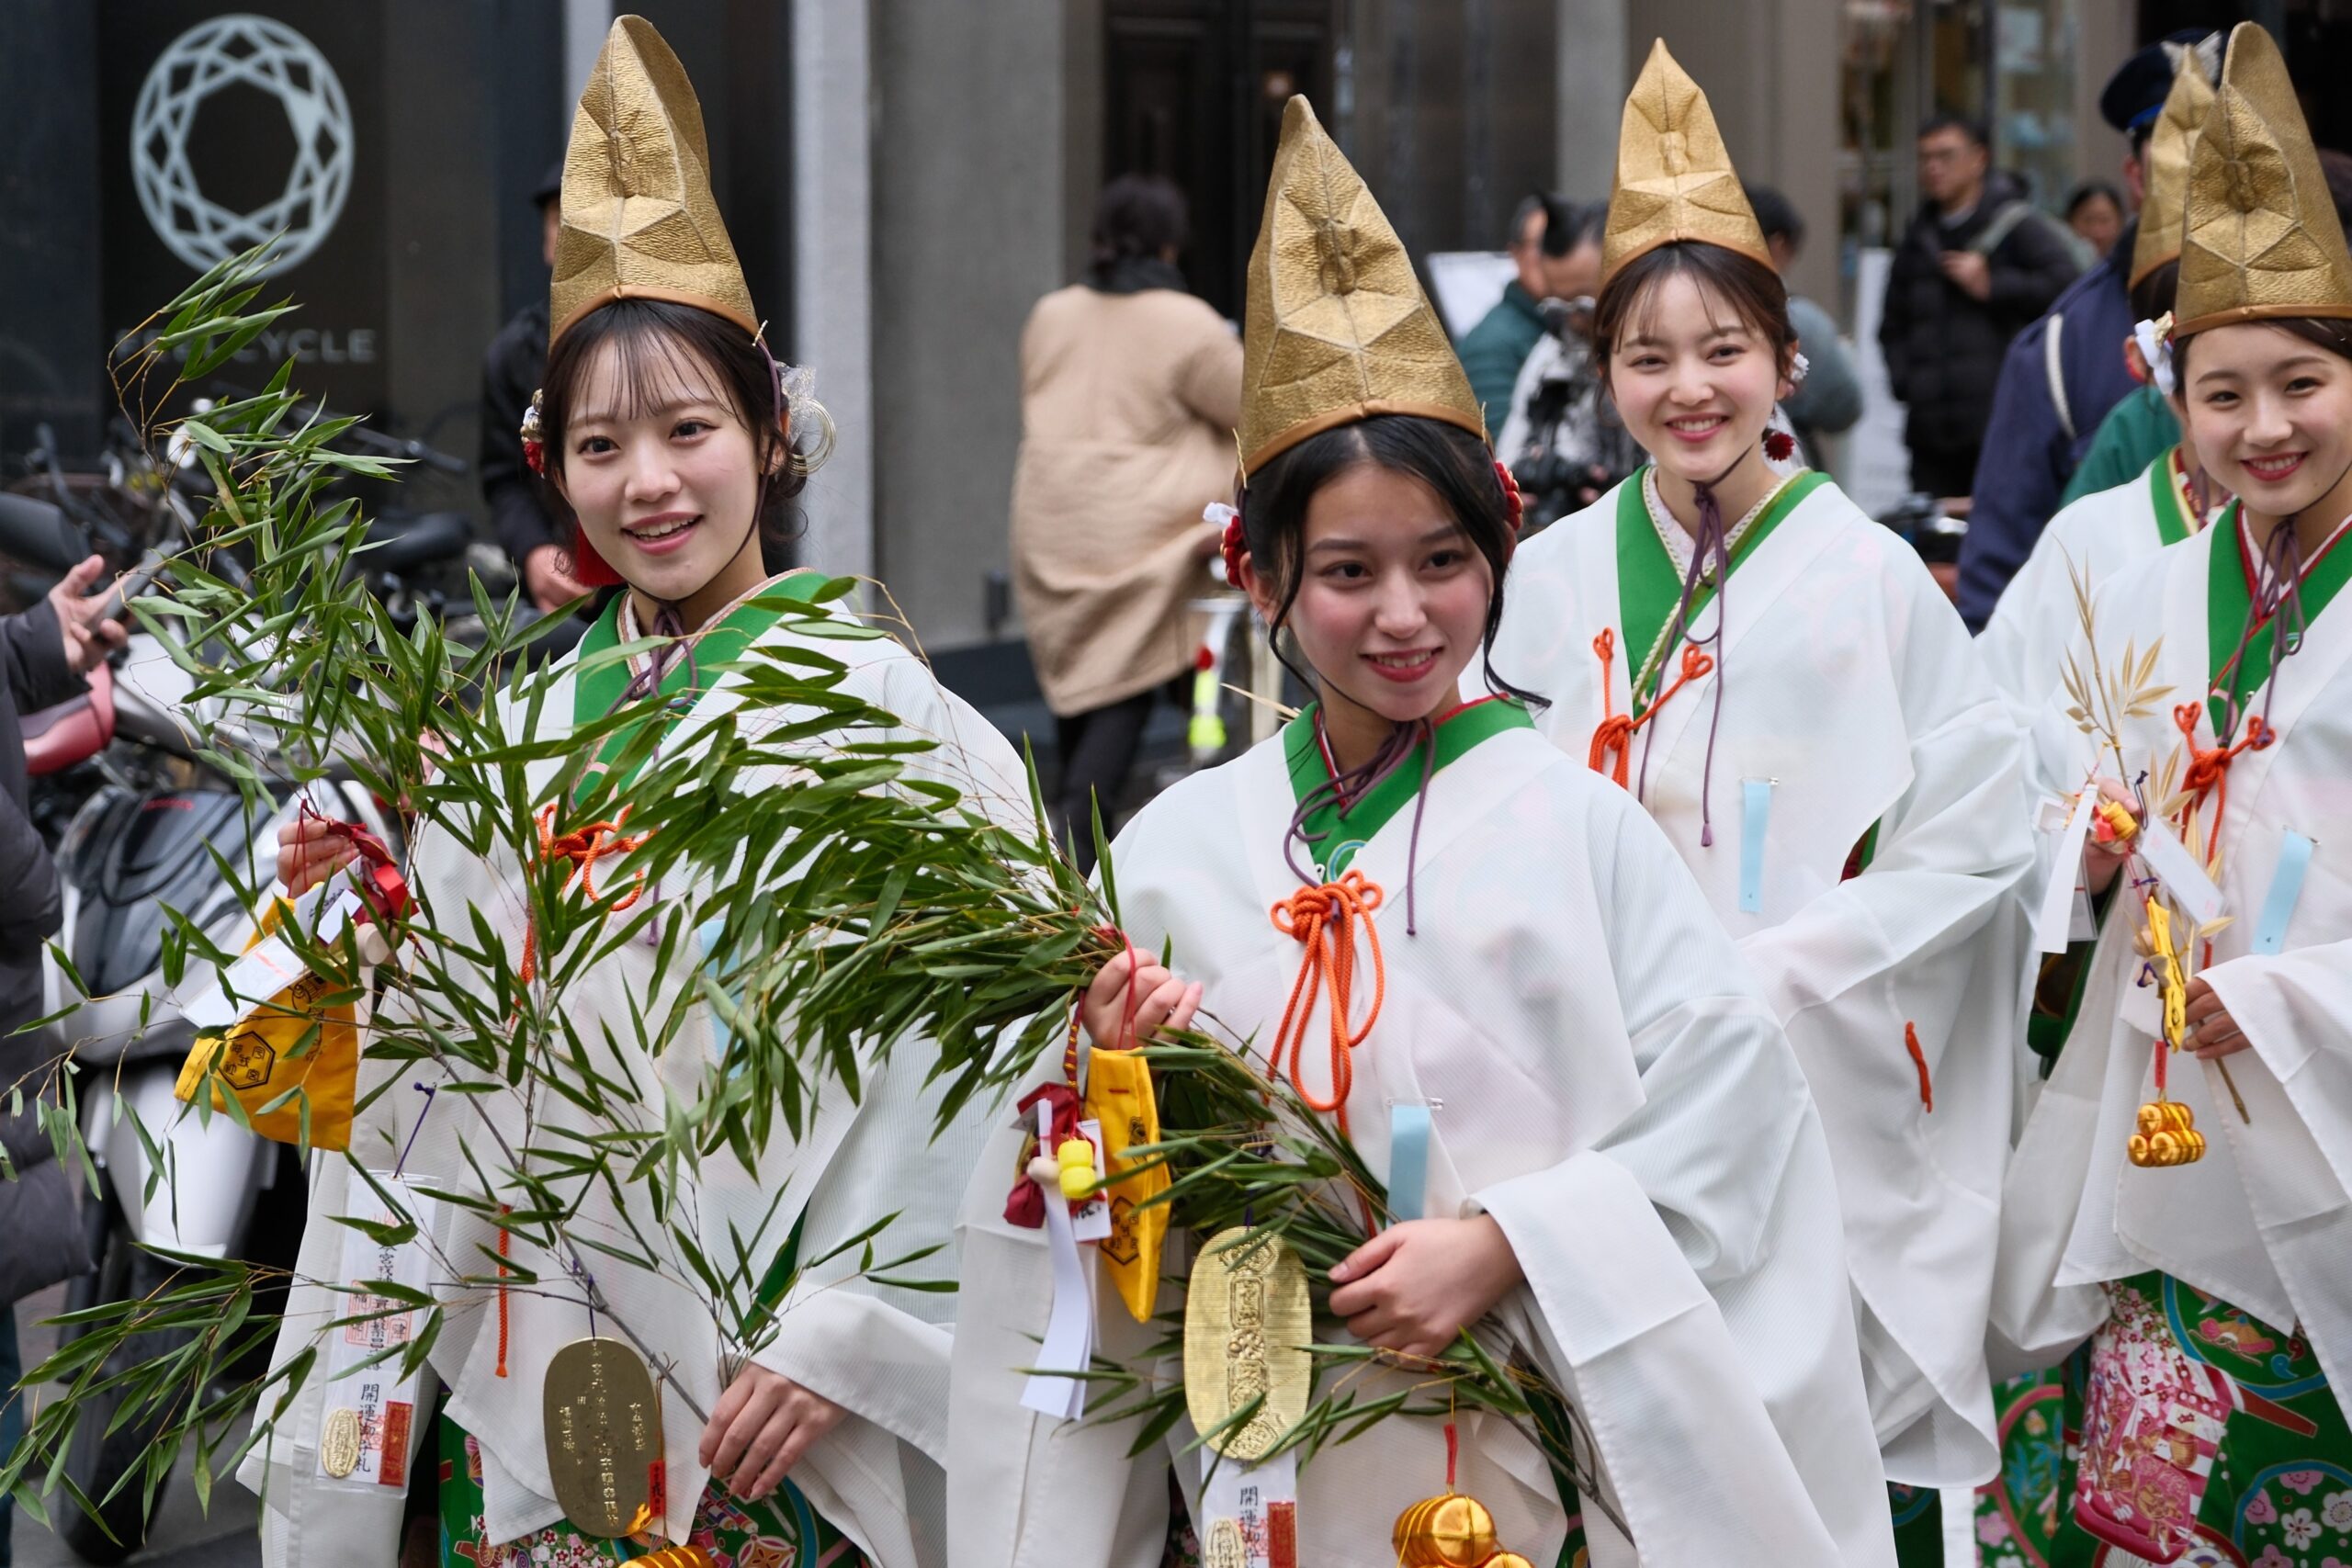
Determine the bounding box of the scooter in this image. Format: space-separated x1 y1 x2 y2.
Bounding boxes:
6 426 456 1562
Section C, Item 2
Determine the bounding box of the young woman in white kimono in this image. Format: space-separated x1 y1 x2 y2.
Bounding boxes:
1485 44 2034 1558
1992 25 2352 1565
243 21 1022 1568
945 94 1894 1568
1979 53 2223 745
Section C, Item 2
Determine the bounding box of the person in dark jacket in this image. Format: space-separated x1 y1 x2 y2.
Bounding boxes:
1953 29 2222 630
1 556 121 1564
1456 195 1552 433
480 162 585 615
1879 115 2080 498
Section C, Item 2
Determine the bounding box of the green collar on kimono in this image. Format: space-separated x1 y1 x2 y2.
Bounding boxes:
571 570 828 780
1282 696 1532 879
2147 447 2199 547
1615 468 1829 716
2204 502 2352 736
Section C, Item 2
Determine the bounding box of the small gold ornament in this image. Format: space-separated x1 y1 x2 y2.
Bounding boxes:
1391 1493 1499 1567
2130 1099 2207 1167
1183 1227 1311 1461
542 1337 664 1538
319 1405 363 1479
632 1549 713 1568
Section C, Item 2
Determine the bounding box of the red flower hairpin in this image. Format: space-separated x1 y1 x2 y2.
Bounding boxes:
1494 460 1525 533
1207 502 1248 585
520 391 547 477
1762 429 1796 463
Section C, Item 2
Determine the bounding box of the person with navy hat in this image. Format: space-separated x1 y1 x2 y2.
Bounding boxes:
1951 29 2221 632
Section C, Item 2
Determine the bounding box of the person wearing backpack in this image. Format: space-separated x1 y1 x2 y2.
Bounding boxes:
1879 115 2080 499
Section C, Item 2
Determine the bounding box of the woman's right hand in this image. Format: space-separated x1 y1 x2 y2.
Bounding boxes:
1081 945 1201 1051
276 817 359 897
2083 776 2141 897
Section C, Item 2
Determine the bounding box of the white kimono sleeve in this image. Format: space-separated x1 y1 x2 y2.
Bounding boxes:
1476 797 1894 1567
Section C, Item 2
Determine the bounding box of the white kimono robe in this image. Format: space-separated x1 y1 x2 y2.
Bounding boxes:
1978 447 2207 743
1488 471 2035 1488
238 585 1031 1568
1992 514 2352 1419
946 715 1894 1566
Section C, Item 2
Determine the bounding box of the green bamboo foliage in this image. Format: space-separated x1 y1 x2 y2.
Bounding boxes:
4 250 1615 1544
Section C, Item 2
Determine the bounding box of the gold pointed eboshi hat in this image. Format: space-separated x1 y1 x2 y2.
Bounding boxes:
1602 39 1772 284
2129 51 2217 288
548 15 758 345
1236 96 1485 479
2173 22 2352 337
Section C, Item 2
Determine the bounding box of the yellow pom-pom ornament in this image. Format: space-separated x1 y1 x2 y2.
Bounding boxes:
1056 1135 1098 1201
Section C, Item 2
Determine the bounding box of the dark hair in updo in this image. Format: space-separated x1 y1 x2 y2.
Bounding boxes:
537 298 816 551
1242 414 1543 709
2173 316 2352 383
1591 241 1798 382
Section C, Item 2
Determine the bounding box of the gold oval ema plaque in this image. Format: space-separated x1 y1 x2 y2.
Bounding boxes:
542 1337 665 1538
1182 1225 1311 1461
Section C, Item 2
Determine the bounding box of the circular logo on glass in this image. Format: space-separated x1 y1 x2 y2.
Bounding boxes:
130 14 353 276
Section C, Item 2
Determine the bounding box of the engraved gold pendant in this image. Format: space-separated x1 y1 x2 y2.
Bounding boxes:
1182 1226 1311 1461
319 1406 363 1479
542 1337 666 1538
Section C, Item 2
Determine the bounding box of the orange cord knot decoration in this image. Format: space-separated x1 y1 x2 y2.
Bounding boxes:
515 802 652 989
2174 703 2274 843
1587 628 1713 787
1269 870 1386 1134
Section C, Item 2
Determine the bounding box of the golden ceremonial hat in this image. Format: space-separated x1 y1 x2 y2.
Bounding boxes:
2174 21 2352 336
1602 39 1772 283
549 16 758 345
2129 51 2217 288
1237 96 1485 479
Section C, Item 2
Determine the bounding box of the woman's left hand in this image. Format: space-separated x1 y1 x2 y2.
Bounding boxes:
2182 976 2252 1060
1326 1216 1524 1360
699 1362 847 1501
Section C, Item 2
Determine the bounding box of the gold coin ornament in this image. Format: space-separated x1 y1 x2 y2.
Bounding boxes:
1183 1226 1311 1461
2131 1099 2207 1168
542 1337 666 1538
632 1549 713 1568
319 1405 364 1480
1392 1493 1500 1568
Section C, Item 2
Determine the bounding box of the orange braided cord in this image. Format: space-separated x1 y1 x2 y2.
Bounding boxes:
1904 1021 1933 1112
516 802 652 990
2173 703 2273 850
1269 871 1385 1135
1587 630 1713 787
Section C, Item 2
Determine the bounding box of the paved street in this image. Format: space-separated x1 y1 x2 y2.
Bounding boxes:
9 1287 260 1568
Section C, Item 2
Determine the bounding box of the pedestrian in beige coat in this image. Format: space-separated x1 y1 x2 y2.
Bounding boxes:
1010 175 1242 868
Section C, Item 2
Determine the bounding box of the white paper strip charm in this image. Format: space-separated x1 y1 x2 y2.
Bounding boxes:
1200 1445 1300 1568
2034 791 2098 954
181 885 365 1031
315 1171 438 1490
2133 814 2227 928
1020 1100 1097 1420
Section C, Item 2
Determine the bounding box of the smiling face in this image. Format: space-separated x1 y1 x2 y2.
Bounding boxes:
1241 460 1491 746
1605 267 1792 487
551 332 775 614
2178 321 2352 521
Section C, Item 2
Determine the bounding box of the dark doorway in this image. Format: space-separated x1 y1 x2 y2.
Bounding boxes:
1103 0 1339 321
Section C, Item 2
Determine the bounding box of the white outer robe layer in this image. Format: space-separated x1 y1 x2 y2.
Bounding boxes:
1978 451 2199 747
238 599 1032 1568
1992 522 2352 1423
945 723 1894 1567
1488 473 2035 1487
